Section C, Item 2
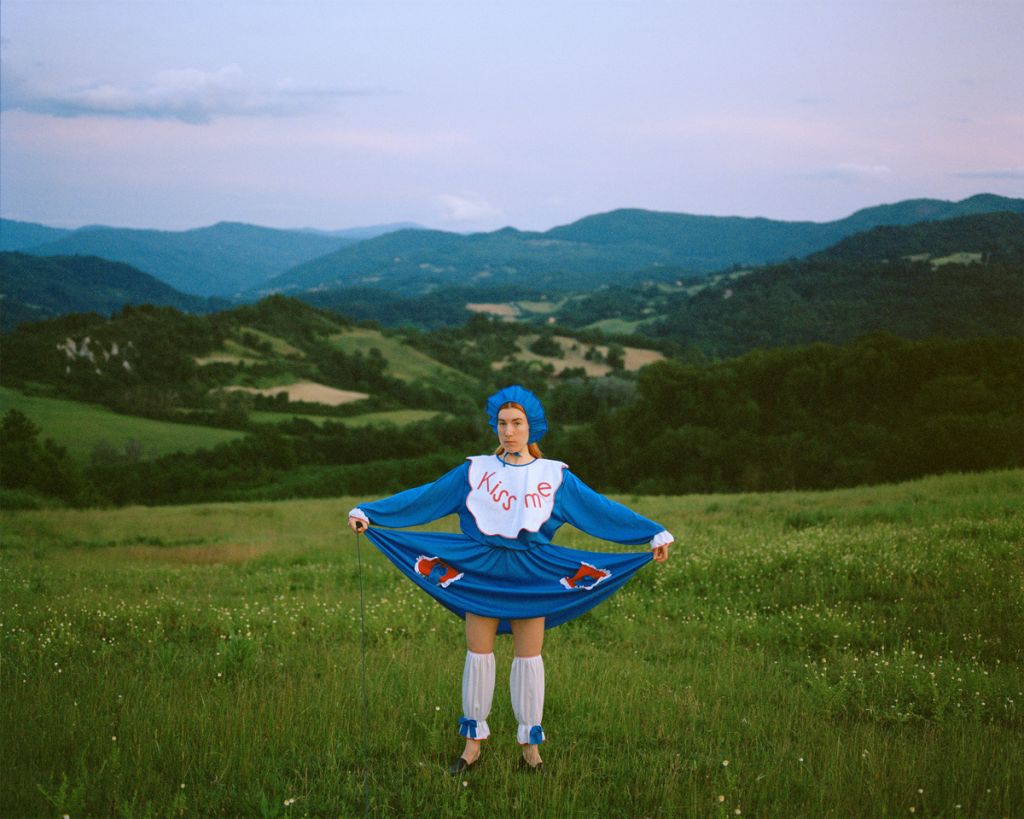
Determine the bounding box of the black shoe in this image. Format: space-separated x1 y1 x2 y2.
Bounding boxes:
448 755 477 775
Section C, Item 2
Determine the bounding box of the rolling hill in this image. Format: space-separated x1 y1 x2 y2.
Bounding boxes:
17 221 359 297
5 220 431 298
0 253 223 332
264 194 1024 297
811 210 1024 263
0 295 484 422
569 211 1024 357
0 220 73 251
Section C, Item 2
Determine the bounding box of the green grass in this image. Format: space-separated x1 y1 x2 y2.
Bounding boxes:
582 317 653 335
0 387 245 462
196 328 304 367
327 329 474 388
1 470 1021 817
238 326 305 357
517 299 566 314
250 409 442 427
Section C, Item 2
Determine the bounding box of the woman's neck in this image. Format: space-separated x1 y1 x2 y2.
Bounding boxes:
500 448 535 465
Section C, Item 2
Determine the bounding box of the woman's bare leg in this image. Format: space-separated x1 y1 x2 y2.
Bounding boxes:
510 616 544 657
466 612 499 654
460 613 499 764
511 617 545 767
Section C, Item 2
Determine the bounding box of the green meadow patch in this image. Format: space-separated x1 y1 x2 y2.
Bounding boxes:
581 316 654 335
0 387 245 462
1 471 1021 816
328 328 474 388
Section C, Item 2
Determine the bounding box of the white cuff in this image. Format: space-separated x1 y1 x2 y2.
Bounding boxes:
348 507 369 523
650 530 673 548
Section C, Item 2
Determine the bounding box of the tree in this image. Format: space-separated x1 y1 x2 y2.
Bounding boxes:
528 333 563 358
0 410 86 502
606 343 625 370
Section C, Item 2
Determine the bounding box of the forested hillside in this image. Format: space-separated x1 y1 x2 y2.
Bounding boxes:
0 297 480 421
812 210 1024 262
558 211 1024 356
263 194 1024 297
0 253 224 331
3 302 1022 506
558 334 1024 493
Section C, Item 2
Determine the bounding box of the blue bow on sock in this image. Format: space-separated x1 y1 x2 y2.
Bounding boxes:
459 716 478 739
529 724 544 744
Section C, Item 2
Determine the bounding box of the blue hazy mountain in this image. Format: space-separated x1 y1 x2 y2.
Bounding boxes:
14 222 365 297
264 194 1024 297
0 220 74 251
4 220 424 298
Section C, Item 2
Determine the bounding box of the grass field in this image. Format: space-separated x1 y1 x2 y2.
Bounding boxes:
0 387 245 462
238 327 305 358
327 329 474 389
581 317 651 335
1 470 1022 817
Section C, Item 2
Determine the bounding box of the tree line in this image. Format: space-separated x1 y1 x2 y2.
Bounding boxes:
553 333 1024 493
4 333 1021 507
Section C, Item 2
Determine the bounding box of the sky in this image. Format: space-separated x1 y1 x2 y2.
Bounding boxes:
1 0 1022 233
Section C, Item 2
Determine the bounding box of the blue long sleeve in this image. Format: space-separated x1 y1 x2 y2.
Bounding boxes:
359 462 469 528
551 471 665 546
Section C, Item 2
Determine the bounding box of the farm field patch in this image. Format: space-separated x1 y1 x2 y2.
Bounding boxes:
221 381 368 406
504 334 665 376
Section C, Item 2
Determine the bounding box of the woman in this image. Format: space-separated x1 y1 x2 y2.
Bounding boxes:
348 385 672 774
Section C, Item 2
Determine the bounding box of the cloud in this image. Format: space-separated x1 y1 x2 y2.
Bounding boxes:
0 63 375 124
952 169 1024 181
795 163 893 182
435 193 504 224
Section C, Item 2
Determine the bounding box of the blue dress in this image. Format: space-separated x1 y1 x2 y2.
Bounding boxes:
356 455 668 633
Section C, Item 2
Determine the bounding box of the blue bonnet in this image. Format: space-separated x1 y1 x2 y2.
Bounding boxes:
486 385 548 444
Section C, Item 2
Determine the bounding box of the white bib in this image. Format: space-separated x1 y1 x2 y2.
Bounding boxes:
466 456 566 538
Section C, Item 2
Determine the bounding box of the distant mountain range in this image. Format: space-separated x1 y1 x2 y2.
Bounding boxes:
7 208 1017 357
264 194 1024 297
3 194 1023 332
610 211 1024 357
0 220 420 297
295 212 1024 350
0 253 224 332
4 195 1022 303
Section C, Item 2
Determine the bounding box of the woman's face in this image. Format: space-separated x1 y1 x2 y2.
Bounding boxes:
497 406 530 454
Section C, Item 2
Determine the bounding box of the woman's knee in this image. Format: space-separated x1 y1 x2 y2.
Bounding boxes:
510 616 545 657
465 613 499 653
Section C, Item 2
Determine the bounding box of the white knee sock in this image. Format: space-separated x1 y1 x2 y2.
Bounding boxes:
510 655 545 744
459 650 494 740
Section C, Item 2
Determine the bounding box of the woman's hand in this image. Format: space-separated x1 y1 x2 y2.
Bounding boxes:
652 541 671 563
348 515 368 534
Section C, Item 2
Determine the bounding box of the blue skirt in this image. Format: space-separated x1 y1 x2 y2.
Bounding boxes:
364 528 652 633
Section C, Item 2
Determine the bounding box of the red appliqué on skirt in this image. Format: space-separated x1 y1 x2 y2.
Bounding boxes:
559 562 611 591
414 555 464 588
